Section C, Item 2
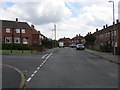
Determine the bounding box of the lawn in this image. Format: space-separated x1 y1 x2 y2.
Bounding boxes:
0 50 38 53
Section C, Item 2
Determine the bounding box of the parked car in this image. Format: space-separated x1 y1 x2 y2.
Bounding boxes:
69 44 76 48
76 44 85 50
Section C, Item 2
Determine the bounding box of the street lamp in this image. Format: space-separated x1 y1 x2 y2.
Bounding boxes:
108 0 115 54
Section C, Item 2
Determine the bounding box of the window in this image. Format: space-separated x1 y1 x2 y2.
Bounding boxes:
16 29 20 33
22 29 25 33
114 31 116 36
115 42 117 47
6 28 10 33
111 31 114 36
5 37 12 43
14 38 20 43
23 38 28 44
106 33 107 37
101 34 103 37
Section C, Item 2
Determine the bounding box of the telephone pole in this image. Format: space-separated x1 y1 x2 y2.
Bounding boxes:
54 24 57 47
108 0 115 54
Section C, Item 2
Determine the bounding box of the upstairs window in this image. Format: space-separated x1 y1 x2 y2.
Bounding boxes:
16 29 20 33
6 28 10 33
114 31 116 36
22 29 25 33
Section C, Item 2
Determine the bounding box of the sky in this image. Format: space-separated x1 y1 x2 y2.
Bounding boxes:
0 0 119 40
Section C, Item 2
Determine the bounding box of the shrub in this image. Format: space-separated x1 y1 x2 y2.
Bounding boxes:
2 43 32 50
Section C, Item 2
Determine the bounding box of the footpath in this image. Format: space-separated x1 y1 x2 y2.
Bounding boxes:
85 49 120 65
2 65 25 90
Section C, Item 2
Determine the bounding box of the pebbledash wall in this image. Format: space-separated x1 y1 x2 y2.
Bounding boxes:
1 18 44 46
93 19 120 55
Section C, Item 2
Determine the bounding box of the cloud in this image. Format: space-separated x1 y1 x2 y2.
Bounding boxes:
0 0 119 40
0 0 72 25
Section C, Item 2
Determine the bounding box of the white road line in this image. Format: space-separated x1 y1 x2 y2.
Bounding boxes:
27 53 53 83
34 70 37 74
41 63 44 66
40 64 42 67
46 53 52 59
31 74 35 77
27 78 32 82
42 54 48 59
37 67 40 70
43 60 46 63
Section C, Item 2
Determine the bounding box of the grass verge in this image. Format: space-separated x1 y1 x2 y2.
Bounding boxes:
0 50 38 53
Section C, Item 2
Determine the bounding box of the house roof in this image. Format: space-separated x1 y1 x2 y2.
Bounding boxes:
0 20 31 29
59 37 71 41
71 35 84 40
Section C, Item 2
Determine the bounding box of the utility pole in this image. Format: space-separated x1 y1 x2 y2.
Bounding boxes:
54 24 57 47
109 0 115 54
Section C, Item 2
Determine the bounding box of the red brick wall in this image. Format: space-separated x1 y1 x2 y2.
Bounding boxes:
2 27 34 45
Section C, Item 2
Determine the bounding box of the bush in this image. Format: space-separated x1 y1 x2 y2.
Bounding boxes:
2 43 32 50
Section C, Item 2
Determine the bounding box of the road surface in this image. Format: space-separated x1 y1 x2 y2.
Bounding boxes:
3 47 118 88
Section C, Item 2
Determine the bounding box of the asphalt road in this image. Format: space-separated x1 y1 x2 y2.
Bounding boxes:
2 47 118 88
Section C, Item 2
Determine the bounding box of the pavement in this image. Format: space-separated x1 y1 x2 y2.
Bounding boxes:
2 47 119 88
2 64 25 89
85 49 120 65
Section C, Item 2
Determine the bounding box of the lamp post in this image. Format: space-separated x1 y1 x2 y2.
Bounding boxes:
108 0 115 54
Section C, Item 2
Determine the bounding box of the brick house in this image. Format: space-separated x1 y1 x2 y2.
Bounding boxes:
58 37 71 47
58 35 86 47
1 18 43 46
93 20 120 55
71 34 86 45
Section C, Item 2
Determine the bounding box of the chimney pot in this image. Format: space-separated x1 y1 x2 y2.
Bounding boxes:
38 31 40 33
103 25 105 29
116 19 119 23
16 18 18 22
106 24 108 28
31 24 35 29
113 22 115 25
96 29 98 32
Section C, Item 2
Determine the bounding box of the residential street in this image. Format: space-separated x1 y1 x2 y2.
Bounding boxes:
2 47 118 88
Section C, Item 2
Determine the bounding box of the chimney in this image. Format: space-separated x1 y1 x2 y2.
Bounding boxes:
116 19 119 24
79 34 81 36
103 25 105 29
90 32 91 34
96 28 98 32
16 18 18 22
113 22 115 25
31 24 35 29
106 24 108 28
38 31 40 33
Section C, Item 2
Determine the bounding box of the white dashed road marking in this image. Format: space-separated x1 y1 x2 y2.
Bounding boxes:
37 67 40 70
31 74 35 77
34 70 37 74
26 53 53 82
42 54 48 59
27 78 32 82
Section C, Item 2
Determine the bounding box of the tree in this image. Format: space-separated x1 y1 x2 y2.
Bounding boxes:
85 33 96 46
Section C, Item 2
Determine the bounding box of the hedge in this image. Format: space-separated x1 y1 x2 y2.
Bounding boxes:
2 43 32 50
